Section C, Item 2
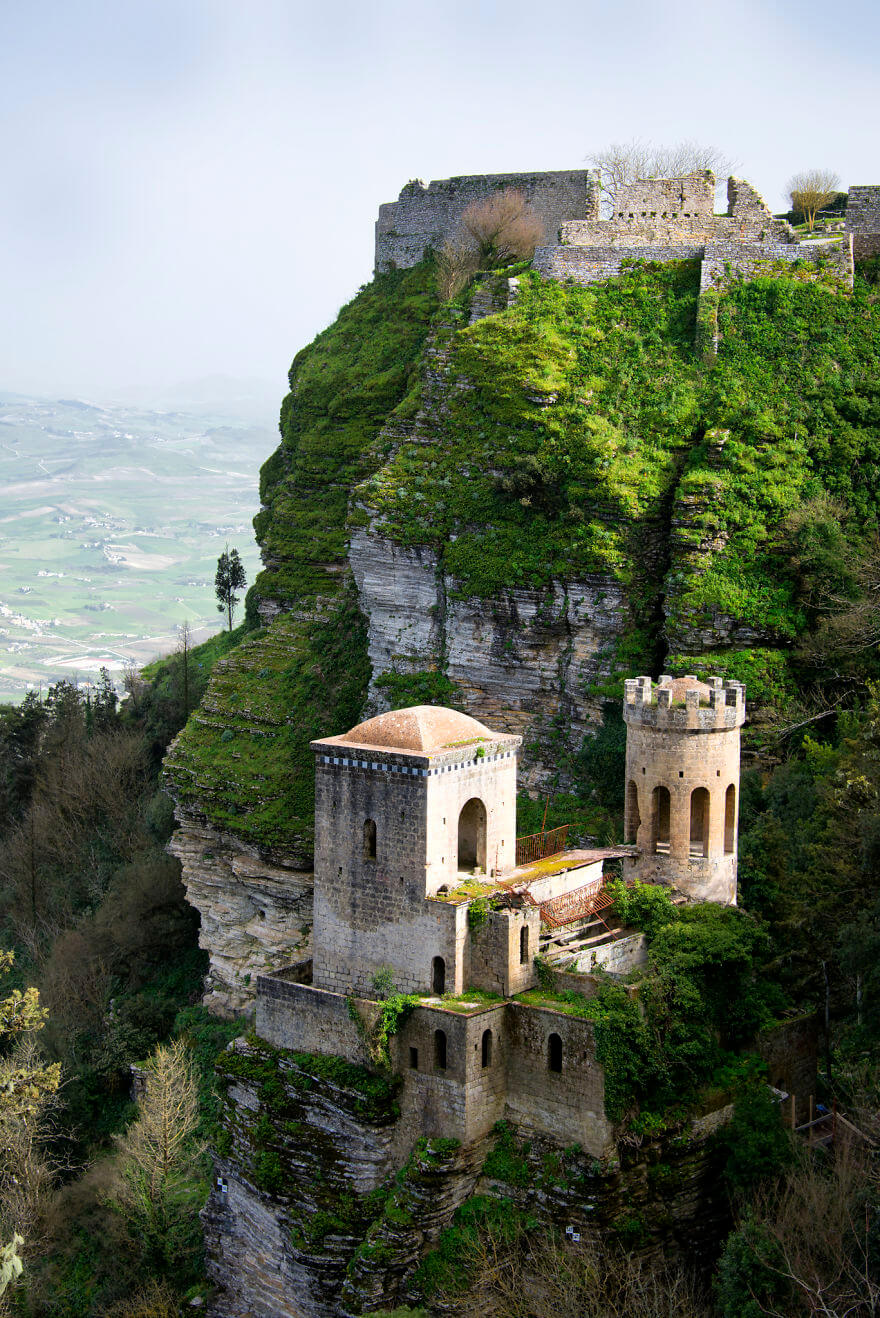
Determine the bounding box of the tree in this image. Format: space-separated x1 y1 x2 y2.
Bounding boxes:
586 138 734 208
787 169 840 232
460 190 545 267
113 1038 203 1270
214 547 246 630
0 951 60 1302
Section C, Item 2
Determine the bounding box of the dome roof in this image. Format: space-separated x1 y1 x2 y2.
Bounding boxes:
338 705 496 753
656 675 712 704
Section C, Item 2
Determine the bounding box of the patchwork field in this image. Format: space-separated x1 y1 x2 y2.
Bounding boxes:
0 390 277 702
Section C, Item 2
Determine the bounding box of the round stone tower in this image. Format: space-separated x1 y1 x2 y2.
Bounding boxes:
621 674 745 904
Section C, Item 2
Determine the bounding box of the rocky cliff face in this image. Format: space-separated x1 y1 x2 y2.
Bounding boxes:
168 812 313 1015
204 1037 734 1318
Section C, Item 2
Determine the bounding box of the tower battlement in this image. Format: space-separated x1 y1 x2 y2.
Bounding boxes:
623 674 745 731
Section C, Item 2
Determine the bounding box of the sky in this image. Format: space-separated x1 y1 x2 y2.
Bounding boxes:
1 0 878 402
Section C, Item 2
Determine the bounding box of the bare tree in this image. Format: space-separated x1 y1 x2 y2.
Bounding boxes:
787 169 841 232
460 190 545 267
587 138 734 210
436 238 481 301
743 1139 880 1316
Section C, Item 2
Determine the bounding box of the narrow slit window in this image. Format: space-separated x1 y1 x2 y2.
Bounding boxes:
363 818 377 861
481 1029 492 1068
548 1033 563 1073
409 1047 418 1070
434 1029 447 1071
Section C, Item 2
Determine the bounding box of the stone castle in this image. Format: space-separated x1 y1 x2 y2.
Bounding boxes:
376 166 856 292
254 674 747 1160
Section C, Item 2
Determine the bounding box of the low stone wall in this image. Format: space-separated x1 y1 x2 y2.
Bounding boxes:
700 236 853 291
534 243 701 286
255 976 379 1067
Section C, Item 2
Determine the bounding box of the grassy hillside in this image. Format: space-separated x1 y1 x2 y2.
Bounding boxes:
165 254 880 853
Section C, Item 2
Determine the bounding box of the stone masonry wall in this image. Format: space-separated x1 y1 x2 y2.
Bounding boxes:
467 906 541 997
846 185 880 258
699 237 854 291
375 170 599 272
504 1002 612 1153
534 243 702 285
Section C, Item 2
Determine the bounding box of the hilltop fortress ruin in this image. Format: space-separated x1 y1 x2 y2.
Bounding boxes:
376 167 855 293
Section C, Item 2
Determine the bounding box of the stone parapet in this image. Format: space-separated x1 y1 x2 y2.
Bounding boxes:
845 186 880 258
623 674 745 731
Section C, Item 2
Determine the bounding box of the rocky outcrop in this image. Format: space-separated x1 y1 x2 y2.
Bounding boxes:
169 813 313 1015
204 1038 735 1317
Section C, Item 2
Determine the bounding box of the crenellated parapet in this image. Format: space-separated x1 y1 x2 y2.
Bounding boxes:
623 673 745 731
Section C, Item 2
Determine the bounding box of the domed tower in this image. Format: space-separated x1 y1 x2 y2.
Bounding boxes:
621 674 745 904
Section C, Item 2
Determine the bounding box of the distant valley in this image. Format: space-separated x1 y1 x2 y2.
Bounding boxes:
0 388 277 701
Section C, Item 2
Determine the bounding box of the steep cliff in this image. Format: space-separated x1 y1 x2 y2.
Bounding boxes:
164 255 880 996
204 1036 734 1318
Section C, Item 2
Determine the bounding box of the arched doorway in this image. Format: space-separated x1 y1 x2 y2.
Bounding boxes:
690 787 710 857
432 956 446 995
724 784 736 854
457 798 487 872
652 786 670 854
548 1033 563 1073
625 780 640 844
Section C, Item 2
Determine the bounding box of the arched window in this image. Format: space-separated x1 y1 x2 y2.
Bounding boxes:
457 798 487 872
625 781 641 844
652 786 670 854
520 924 529 965
690 787 709 858
724 783 736 854
363 818 377 861
481 1029 492 1068
548 1032 563 1073
434 1029 447 1071
432 956 446 995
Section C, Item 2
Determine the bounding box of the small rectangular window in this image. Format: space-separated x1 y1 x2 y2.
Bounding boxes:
409 1047 418 1070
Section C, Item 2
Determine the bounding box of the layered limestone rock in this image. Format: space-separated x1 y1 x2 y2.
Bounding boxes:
169 813 313 1016
204 1038 734 1318
350 521 628 786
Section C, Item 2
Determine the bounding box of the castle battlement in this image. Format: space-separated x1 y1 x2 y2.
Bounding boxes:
623 673 745 731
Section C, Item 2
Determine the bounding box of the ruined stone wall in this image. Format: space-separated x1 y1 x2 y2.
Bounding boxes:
700 237 854 292
375 170 599 272
534 242 702 285
845 185 880 258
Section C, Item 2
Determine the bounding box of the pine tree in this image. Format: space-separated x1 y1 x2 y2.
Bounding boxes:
214 547 246 630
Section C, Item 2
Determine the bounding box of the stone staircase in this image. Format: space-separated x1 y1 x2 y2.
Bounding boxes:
540 892 688 967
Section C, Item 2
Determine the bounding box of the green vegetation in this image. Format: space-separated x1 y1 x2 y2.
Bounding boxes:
521 895 780 1125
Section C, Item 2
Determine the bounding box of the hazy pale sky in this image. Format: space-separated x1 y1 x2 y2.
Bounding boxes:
2 0 878 400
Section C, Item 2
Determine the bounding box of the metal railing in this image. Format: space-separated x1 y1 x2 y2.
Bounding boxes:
515 824 569 868
540 876 613 930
